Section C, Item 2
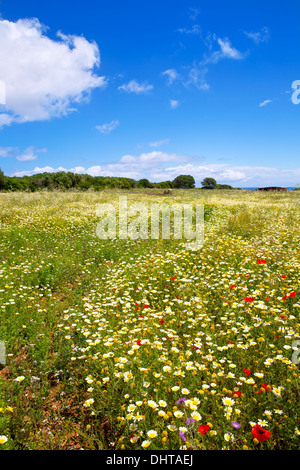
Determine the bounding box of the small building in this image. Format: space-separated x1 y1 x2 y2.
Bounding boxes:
257 187 287 192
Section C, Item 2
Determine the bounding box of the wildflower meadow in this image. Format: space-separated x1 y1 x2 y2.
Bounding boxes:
0 189 299 450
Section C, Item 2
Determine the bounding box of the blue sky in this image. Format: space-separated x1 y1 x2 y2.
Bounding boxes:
0 0 300 187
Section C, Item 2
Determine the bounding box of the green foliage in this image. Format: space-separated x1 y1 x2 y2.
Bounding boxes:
0 170 177 192
172 174 195 189
201 177 217 189
0 168 5 190
216 183 233 189
138 178 154 188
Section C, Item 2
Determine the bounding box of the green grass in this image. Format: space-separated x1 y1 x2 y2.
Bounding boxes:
0 189 299 450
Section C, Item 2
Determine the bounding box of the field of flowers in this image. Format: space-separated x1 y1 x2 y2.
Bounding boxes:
0 189 299 450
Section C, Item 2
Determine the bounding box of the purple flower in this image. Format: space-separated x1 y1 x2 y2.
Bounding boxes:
176 397 187 404
179 430 186 441
231 421 240 429
186 417 195 426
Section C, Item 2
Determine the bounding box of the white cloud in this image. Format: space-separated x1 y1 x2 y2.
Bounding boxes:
14 165 66 177
95 120 120 134
0 114 14 127
162 69 179 85
245 27 270 45
0 80 6 105
149 138 169 147
0 17 106 127
201 36 245 65
16 146 40 161
188 8 201 21
176 35 245 92
0 145 46 161
118 80 153 94
259 99 272 107
85 165 102 176
119 151 184 165
185 65 209 90
170 99 179 109
0 146 16 158
217 38 243 60
177 24 202 36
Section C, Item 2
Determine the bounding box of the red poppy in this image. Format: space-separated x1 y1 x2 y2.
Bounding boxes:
252 424 271 442
143 304 149 309
160 318 165 325
282 295 288 301
261 383 271 391
230 284 237 290
243 368 251 376
282 275 286 279
257 259 267 264
228 342 236 345
232 391 241 397
137 340 141 346
198 424 210 435
171 277 176 280
290 291 297 298
244 297 254 302
266 296 270 302
176 294 179 299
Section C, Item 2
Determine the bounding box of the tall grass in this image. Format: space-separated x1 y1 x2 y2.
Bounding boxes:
0 189 299 450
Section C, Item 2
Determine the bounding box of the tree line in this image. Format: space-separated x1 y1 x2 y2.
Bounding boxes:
0 169 234 192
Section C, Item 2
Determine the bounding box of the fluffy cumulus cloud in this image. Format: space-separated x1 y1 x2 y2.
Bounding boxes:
12 151 300 187
0 18 106 127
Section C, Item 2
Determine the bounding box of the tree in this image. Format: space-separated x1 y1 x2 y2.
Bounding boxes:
138 178 153 188
201 177 217 189
0 168 5 190
172 174 195 189
216 183 233 189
